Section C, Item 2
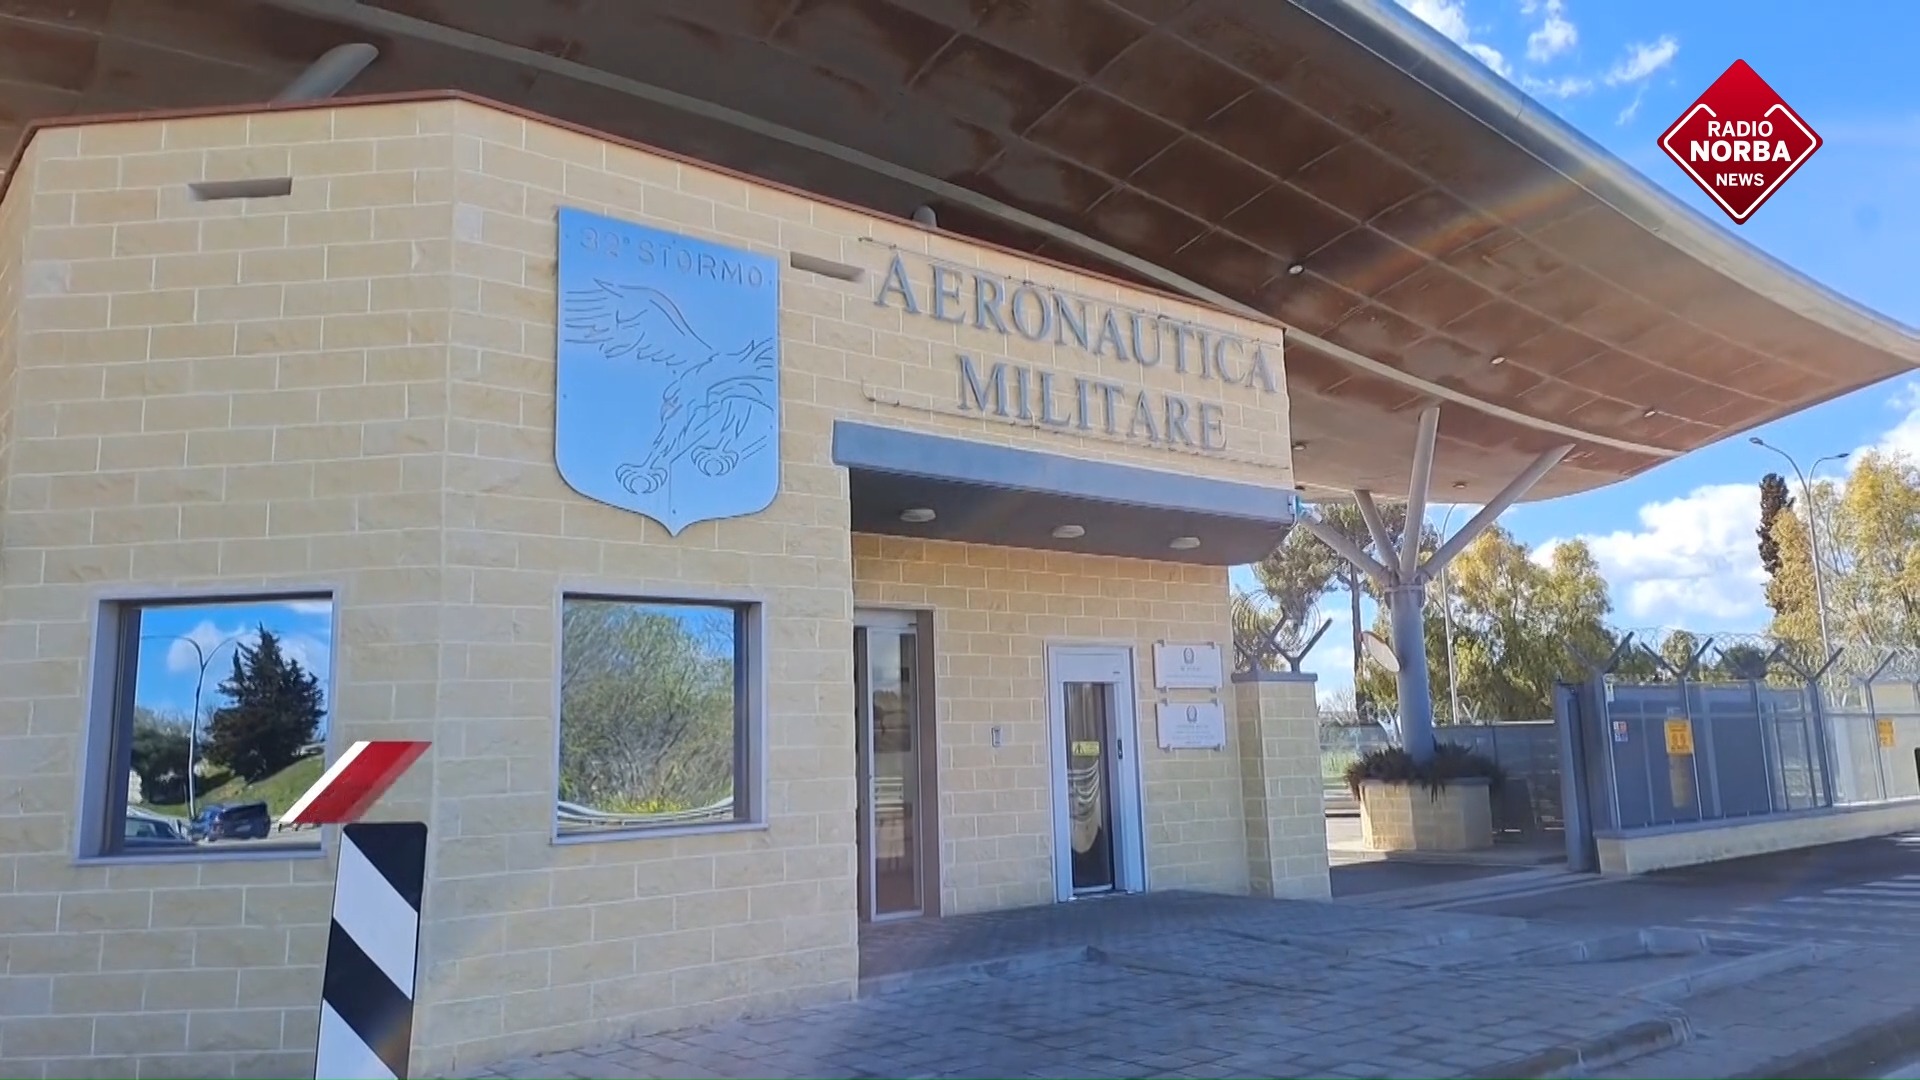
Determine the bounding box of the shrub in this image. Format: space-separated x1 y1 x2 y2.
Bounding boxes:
1344 741 1504 800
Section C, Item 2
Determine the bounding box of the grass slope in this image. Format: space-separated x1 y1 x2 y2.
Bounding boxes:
144 753 325 820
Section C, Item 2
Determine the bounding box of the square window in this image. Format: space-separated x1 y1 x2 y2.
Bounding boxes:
556 596 760 838
87 594 335 859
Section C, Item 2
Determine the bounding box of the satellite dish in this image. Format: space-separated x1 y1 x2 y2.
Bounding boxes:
1362 631 1400 674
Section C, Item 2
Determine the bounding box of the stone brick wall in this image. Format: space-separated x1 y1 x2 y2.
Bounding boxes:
0 96 1300 1079
852 535 1248 915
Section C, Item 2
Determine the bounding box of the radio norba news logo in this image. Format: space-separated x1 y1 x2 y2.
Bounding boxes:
1658 59 1822 225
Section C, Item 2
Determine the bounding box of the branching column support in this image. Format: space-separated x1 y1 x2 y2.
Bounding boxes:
1295 404 1574 764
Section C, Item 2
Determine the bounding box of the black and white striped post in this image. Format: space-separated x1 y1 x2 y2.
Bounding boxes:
283 741 432 1080
316 822 427 1080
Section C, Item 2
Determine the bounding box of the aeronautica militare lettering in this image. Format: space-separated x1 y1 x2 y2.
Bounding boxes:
873 252 1279 455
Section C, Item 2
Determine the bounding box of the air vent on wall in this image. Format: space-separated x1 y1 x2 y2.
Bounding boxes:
188 177 295 202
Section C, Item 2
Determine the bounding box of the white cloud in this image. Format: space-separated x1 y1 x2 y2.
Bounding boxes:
1395 0 1512 77
166 619 331 689
1521 74 1595 99
1525 0 1578 63
1546 381 1920 632
1867 381 1920 462
282 600 333 616
1605 35 1680 86
1548 484 1767 625
1617 88 1647 126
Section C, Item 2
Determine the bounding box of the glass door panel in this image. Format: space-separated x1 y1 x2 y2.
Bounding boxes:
1063 681 1116 894
859 625 922 919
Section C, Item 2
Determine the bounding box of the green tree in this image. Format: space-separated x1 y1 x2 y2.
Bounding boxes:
1767 451 1920 653
1758 472 1792 617
1709 642 1773 681
130 707 192 805
203 627 326 783
1660 629 1703 676
1254 501 1437 717
1358 526 1613 721
558 601 738 815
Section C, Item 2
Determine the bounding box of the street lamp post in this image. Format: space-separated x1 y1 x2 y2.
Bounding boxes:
1439 503 1464 724
142 634 243 817
1748 438 1848 659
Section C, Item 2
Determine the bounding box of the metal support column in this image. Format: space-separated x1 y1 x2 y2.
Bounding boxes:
1294 403 1575 766
1386 580 1436 761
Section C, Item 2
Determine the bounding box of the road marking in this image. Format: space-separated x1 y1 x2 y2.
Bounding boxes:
1680 873 1920 944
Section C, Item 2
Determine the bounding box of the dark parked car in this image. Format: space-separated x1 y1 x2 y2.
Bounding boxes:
189 801 272 841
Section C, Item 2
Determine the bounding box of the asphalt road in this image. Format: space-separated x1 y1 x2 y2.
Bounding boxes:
1438 830 1920 946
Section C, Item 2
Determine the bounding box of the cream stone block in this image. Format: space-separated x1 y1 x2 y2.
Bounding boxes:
1358 779 1495 853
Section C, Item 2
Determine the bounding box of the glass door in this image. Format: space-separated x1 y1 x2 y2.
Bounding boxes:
855 614 922 921
1047 645 1145 902
1063 681 1117 894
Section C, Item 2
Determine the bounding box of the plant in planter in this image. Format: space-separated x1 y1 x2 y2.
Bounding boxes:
1345 742 1504 853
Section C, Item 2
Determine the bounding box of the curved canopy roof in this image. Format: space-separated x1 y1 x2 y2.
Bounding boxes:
3 0 1916 501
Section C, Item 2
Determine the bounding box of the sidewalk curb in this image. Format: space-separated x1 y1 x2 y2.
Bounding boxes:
1728 1002 1920 1079
1488 1016 1692 1079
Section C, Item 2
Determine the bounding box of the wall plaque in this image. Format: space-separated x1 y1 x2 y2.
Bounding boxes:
1153 642 1223 691
1157 701 1227 751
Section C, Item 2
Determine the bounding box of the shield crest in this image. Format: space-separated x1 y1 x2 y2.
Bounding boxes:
553 207 781 536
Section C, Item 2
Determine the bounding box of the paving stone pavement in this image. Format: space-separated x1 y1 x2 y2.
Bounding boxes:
470 894 1738 1080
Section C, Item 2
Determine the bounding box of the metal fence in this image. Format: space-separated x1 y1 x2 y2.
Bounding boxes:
1319 719 1563 839
1576 680 1829 832
1562 636 1920 847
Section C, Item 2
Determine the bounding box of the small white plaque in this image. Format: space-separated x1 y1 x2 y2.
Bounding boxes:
1157 701 1227 750
1153 642 1223 691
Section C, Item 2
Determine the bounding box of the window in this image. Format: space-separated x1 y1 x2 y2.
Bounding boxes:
556 596 759 838
88 594 335 859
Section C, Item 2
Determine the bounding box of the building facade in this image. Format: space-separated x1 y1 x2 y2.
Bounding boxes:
0 95 1326 1077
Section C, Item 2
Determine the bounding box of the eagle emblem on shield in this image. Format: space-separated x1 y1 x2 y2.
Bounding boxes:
553 207 781 535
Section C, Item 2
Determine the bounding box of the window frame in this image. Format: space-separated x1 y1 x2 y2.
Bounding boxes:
76 588 340 864
552 590 767 844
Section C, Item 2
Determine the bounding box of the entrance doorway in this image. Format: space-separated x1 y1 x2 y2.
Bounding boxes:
1046 645 1146 901
854 610 937 922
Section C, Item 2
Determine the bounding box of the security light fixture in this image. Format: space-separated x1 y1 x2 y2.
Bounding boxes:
899 507 936 523
1168 536 1201 551
1051 524 1086 539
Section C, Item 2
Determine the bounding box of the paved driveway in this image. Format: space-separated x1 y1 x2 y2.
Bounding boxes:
472 894 1695 1080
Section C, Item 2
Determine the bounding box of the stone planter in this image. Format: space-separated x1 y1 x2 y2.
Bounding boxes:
1357 777 1494 852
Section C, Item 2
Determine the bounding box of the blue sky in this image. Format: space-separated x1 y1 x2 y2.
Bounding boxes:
132 599 333 730
1243 0 1920 700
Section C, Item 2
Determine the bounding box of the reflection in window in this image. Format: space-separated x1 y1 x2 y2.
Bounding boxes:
101 595 334 857
557 597 753 836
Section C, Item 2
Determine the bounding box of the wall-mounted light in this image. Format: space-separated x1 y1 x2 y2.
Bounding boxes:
1168 536 1201 551
1051 524 1086 539
900 508 936 523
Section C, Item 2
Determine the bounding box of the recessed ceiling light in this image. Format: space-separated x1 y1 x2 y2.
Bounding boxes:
1291 440 1308 451
1169 536 1201 551
1452 481 1468 490
900 508 936 523
1052 524 1086 539
1490 355 1506 365
1286 264 1305 276
1643 408 1658 419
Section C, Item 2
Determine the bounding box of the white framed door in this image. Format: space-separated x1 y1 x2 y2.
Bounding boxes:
1046 644 1146 902
854 609 927 922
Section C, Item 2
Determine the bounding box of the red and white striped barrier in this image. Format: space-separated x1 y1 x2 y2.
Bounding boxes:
281 740 430 828
284 740 432 1080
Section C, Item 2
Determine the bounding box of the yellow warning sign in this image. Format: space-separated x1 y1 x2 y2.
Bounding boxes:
1879 718 1897 748
1070 740 1101 758
1664 719 1694 756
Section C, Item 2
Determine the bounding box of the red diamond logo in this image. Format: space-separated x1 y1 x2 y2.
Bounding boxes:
1658 60 1822 225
